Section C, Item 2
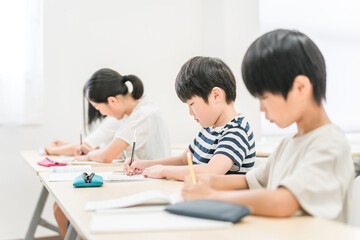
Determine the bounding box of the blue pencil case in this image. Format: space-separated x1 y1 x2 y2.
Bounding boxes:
73 172 103 188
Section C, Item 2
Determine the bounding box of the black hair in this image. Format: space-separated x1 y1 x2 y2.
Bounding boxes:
241 29 326 104
175 56 236 104
83 68 144 126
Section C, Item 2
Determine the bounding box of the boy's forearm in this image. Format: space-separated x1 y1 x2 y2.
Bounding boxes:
211 175 249 190
161 164 231 181
149 155 187 166
211 187 299 217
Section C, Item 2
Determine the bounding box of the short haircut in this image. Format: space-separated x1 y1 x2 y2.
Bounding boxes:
241 29 326 104
175 56 237 104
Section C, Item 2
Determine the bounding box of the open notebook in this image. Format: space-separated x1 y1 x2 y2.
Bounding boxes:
49 165 92 181
90 206 232 232
85 190 183 211
104 172 151 182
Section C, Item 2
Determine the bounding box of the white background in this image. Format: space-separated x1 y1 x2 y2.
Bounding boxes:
259 0 360 136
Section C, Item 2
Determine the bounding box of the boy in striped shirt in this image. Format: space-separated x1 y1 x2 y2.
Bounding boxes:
124 56 256 180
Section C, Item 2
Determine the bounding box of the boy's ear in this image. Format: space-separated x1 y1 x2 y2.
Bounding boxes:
293 75 312 97
210 87 224 103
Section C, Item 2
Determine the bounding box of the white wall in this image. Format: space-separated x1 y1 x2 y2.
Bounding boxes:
0 1 260 239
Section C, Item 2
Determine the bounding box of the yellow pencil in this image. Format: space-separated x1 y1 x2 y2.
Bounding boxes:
187 151 196 184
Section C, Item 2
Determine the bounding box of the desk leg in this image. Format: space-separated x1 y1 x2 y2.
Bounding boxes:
64 224 78 240
25 186 60 240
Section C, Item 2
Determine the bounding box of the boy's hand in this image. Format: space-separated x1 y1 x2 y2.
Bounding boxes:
75 145 91 156
142 165 166 179
124 158 148 175
181 179 215 200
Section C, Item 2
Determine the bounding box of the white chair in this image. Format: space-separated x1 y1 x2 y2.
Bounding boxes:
348 175 360 226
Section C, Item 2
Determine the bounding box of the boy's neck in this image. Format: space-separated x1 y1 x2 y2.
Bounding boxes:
295 103 331 137
213 102 238 128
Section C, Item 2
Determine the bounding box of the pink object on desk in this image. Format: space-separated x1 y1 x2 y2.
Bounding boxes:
37 157 67 167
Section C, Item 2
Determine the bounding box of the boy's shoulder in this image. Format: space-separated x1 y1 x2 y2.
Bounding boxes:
278 124 350 154
220 114 252 134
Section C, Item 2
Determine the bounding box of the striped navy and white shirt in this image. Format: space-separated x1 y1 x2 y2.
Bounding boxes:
189 115 256 174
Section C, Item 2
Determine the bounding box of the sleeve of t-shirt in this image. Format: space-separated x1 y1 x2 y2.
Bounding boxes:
279 138 352 220
85 117 124 149
213 127 250 170
246 154 272 189
114 111 154 149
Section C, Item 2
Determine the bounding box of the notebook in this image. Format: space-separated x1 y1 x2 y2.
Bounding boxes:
49 165 92 181
104 172 151 182
90 206 232 232
85 190 183 211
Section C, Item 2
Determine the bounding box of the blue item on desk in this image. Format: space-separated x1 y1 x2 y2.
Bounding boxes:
73 172 103 188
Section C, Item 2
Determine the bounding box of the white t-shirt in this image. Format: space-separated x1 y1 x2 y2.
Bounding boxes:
246 124 354 222
85 95 171 160
85 116 125 149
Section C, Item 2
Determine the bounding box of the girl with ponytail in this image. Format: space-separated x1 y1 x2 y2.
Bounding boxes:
74 68 171 163
54 68 170 238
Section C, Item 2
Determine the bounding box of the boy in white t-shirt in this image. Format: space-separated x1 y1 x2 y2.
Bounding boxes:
181 29 354 222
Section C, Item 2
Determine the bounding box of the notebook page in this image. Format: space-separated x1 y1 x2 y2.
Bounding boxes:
85 190 175 211
90 208 232 232
49 165 91 181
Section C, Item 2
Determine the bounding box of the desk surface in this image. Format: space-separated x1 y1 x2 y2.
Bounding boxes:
38 172 360 240
21 150 123 175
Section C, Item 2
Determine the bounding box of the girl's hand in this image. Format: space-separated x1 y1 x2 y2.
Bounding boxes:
142 165 166 179
74 145 91 156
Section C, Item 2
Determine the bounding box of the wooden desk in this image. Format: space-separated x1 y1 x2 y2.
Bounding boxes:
38 172 360 240
21 150 122 240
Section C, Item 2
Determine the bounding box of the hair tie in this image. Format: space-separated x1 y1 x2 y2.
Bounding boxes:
122 75 127 82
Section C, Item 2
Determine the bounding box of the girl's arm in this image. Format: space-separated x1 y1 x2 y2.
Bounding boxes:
76 138 128 163
46 140 92 156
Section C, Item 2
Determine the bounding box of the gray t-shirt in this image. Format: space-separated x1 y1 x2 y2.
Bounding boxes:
246 124 354 222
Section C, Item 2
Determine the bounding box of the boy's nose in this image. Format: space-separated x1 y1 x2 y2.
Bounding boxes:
188 107 194 116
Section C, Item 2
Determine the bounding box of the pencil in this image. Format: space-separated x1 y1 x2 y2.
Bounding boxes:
130 130 137 165
187 151 196 184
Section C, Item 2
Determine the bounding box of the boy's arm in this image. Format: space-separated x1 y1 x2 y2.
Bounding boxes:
143 153 234 181
124 149 188 175
183 182 300 217
215 187 300 217
184 174 249 190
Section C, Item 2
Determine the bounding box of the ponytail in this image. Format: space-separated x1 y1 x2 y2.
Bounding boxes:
121 75 144 100
83 68 144 127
